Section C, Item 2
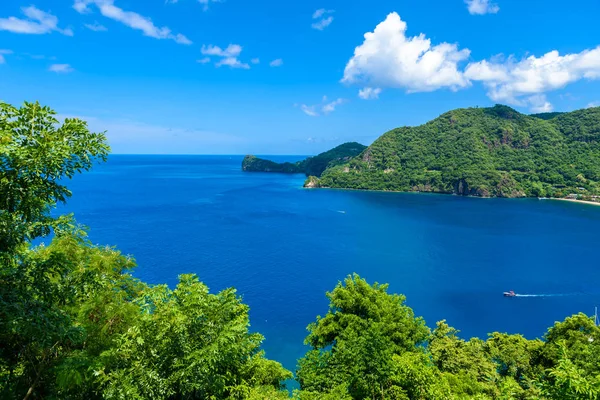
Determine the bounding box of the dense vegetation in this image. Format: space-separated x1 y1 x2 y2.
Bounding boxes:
315 105 600 199
242 142 366 177
2 101 600 399
242 155 304 173
0 102 291 400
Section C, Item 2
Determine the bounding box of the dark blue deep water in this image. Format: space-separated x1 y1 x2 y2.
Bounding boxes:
59 155 600 373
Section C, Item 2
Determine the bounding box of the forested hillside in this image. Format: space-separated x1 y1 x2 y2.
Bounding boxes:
316 105 600 199
242 142 366 177
2 101 600 400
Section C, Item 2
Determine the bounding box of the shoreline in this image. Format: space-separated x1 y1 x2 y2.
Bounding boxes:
548 198 600 207
310 186 600 206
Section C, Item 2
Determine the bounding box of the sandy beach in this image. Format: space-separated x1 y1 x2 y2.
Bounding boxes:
551 198 600 206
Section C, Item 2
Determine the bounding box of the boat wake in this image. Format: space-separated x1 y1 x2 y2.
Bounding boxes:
514 293 580 298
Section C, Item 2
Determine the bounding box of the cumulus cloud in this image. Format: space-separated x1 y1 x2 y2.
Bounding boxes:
358 87 382 100
322 98 346 114
298 96 347 117
200 44 251 69
251 58 260 64
269 58 283 67
49 63 74 73
342 13 471 93
201 44 241 57
84 21 107 31
312 8 334 30
215 57 249 69
465 47 600 110
586 101 600 108
196 57 211 64
0 49 13 64
73 0 191 44
528 95 553 113
465 0 500 15
0 6 73 36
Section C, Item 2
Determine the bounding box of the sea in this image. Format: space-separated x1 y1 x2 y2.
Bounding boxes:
58 155 600 374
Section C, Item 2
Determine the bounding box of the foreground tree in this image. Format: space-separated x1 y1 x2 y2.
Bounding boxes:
0 101 291 399
296 274 430 399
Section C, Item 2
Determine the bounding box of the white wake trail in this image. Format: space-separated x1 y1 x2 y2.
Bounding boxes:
514 293 580 298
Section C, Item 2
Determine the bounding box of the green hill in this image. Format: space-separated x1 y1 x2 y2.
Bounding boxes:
314 105 600 199
242 142 367 177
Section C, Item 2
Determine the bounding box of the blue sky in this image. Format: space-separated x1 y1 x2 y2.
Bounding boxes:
1 0 600 154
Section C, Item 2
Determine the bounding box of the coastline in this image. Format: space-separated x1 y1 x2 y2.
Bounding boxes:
549 198 600 207
309 186 600 207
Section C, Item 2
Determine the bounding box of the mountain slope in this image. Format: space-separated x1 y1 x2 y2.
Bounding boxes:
315 105 600 198
242 142 367 177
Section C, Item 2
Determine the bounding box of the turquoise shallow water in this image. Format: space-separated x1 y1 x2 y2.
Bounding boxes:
59 155 600 373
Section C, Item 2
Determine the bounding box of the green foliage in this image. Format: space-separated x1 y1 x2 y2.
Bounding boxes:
242 155 304 173
297 276 600 400
242 142 366 177
301 142 368 177
0 101 109 254
297 274 429 399
96 274 292 399
0 101 291 400
319 105 600 199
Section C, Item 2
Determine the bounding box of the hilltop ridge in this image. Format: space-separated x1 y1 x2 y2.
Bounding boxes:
310 105 600 199
242 142 367 177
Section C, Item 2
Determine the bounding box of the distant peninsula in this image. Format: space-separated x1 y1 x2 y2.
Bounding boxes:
242 142 367 177
307 105 600 201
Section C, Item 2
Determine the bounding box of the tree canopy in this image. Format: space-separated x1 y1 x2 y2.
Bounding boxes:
242 142 366 177
315 105 600 200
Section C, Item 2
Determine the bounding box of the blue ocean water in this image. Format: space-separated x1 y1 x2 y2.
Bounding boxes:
59 155 600 373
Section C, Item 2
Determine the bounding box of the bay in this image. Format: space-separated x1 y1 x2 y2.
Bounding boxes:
59 155 600 372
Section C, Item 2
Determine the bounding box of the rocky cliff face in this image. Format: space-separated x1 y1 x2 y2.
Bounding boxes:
303 176 321 188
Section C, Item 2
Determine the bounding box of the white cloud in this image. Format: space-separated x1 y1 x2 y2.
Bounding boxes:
465 0 500 15
201 44 242 57
312 9 332 19
312 9 334 30
342 13 470 93
84 21 107 31
0 49 13 64
200 44 251 69
298 96 347 117
358 87 382 100
73 0 191 44
300 104 319 117
528 95 553 113
465 47 600 110
197 57 211 64
251 58 260 64
312 16 333 31
49 63 74 73
269 58 283 67
215 57 250 69
197 0 223 11
587 101 600 108
0 6 73 36
322 98 345 114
